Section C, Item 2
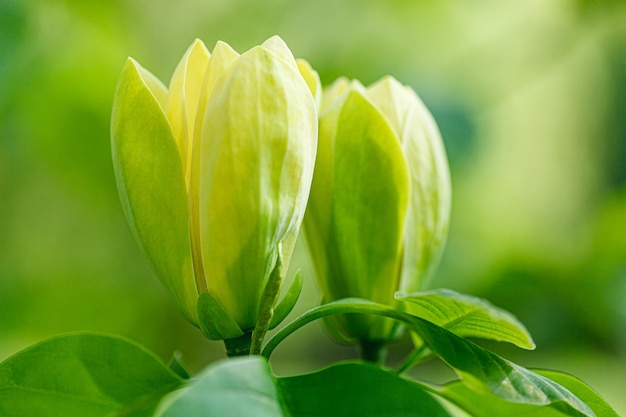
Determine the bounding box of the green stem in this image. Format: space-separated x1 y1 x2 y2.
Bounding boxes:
395 344 429 374
262 298 425 358
223 332 253 357
360 340 387 363
251 248 283 355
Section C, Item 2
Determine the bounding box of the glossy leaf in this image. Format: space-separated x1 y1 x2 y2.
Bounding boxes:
399 308 595 416
435 369 617 417
396 288 535 349
278 361 450 417
155 356 285 417
534 370 618 417
0 333 182 417
263 299 595 417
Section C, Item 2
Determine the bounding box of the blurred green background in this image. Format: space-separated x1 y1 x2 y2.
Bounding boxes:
1 0 624 413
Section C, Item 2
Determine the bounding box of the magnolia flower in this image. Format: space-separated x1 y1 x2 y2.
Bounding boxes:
305 76 451 342
111 36 317 339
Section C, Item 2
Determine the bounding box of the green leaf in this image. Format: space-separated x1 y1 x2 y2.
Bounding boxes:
435 369 618 417
155 356 285 417
196 291 244 340
111 58 198 325
533 370 618 417
278 361 451 417
0 333 183 417
168 352 190 380
400 310 595 417
396 288 535 349
269 269 303 330
263 299 596 417
399 314 596 417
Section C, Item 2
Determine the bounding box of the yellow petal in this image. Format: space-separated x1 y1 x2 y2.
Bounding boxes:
260 35 298 67
111 58 197 325
198 42 317 330
187 40 241 293
367 76 451 292
320 77 350 114
297 58 322 111
165 39 211 183
134 62 168 111
307 87 410 340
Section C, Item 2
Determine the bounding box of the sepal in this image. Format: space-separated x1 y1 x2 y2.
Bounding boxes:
197 292 245 341
269 269 303 330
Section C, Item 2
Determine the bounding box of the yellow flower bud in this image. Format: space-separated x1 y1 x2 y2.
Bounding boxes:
111 36 317 338
305 76 451 342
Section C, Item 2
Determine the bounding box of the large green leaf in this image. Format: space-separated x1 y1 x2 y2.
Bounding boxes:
0 333 183 417
399 312 596 417
533 370 618 417
278 361 451 417
263 299 596 417
154 356 285 417
435 369 618 417
396 288 535 349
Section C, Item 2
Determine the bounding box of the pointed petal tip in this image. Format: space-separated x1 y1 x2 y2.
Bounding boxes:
262 34 287 47
122 56 142 73
260 35 296 62
188 38 210 55
211 40 240 57
368 75 406 97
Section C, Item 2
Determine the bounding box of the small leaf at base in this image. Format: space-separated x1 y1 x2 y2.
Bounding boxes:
269 269 303 330
197 291 244 340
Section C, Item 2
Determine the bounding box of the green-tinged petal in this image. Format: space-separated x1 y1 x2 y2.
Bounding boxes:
320 77 350 113
366 77 451 292
187 40 241 293
307 89 410 340
296 58 321 110
260 35 299 67
135 63 168 111
195 41 240 119
111 58 197 325
165 39 210 183
303 97 340 306
198 43 317 330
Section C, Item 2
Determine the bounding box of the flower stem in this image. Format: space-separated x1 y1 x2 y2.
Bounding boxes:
395 344 428 374
251 247 283 355
223 332 253 357
359 340 387 364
